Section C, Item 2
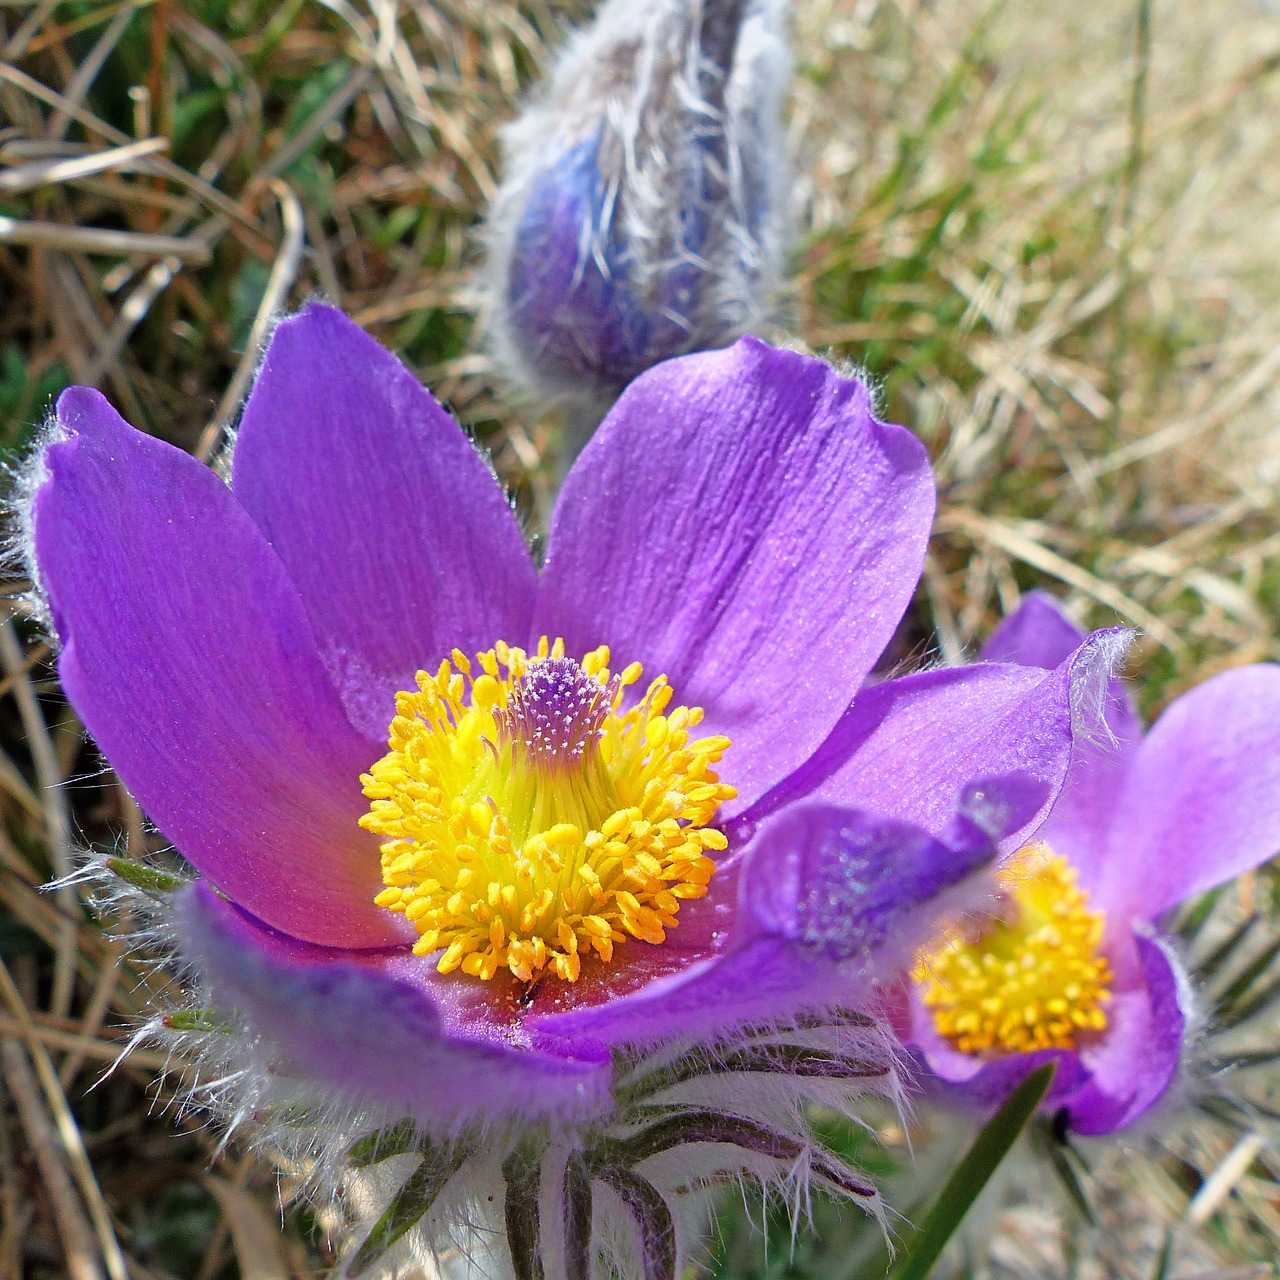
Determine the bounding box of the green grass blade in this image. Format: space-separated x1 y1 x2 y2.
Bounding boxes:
888 1063 1057 1280
1150 1228 1174 1280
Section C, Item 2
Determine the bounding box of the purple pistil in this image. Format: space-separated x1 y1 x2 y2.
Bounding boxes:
493 658 621 771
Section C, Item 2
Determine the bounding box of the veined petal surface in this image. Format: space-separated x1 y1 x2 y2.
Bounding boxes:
529 781 1039 1050
1097 664 1280 924
33 388 401 948
976 593 1143 880
534 337 935 813
233 305 537 743
742 629 1128 852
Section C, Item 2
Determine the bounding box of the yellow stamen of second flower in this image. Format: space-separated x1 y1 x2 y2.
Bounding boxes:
913 844 1112 1055
360 637 735 984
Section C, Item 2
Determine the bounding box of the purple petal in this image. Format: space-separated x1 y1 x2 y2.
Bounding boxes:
233 305 537 742
517 859 745 1023
33 388 401 948
533 337 934 813
1038 709 1142 896
1065 931 1189 1135
1095 665 1280 924
1037 695 1144 894
977 591 1085 668
908 1031 1092 1114
534 938 842 1052
739 629 1130 851
528 787 1031 1049
176 883 613 1127
973 596 1143 887
746 783 1044 973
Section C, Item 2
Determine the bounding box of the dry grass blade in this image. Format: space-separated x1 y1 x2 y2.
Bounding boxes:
1179 1271 1273 1280
0 0 1278 1276
0 62 273 248
0 1037 105 1280
204 1177 290 1280
0 961 128 1280
1097 338 1280 475
196 180 305 461
43 2 136 141
0 216 212 262
1186 1133 1267 1230
0 1012 168 1074
793 0 1280 713
938 506 1183 650
0 619 77 1019
57 941 123 1088
0 136 168 194
0 4 575 1266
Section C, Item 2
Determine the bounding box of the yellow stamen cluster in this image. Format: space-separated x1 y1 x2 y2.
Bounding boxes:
913 844 1112 1055
360 637 735 984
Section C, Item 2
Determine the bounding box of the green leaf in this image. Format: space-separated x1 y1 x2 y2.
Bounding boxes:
163 1009 233 1033
888 1062 1056 1280
345 1140 467 1276
105 857 190 893
1042 1133 1095 1226
1150 1228 1174 1280
1170 885 1223 942
347 1119 418 1168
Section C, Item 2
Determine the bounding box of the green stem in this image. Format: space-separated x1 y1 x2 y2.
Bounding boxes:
888 1062 1057 1280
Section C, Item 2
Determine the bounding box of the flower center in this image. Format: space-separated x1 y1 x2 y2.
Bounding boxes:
912 844 1112 1055
360 638 735 984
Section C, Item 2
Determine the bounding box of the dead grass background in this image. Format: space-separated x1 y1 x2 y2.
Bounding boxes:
0 0 1278 1276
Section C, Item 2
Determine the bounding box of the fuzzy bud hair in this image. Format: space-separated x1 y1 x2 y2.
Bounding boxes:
484 0 791 420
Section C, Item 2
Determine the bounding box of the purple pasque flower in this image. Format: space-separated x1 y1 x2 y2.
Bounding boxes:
908 592 1280 1137
485 0 789 424
25 307 1118 1275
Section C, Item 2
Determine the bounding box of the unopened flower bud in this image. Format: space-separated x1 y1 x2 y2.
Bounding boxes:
485 0 790 420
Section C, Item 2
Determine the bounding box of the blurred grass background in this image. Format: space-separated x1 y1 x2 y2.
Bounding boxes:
0 0 1278 1276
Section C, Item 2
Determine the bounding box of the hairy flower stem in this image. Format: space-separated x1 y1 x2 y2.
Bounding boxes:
563 1150 594 1280
503 1141 546 1280
346 1118 418 1168
592 1161 678 1280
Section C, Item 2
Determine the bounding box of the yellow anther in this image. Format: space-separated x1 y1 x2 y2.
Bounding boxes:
472 674 499 707
913 844 1113 1055
360 637 733 986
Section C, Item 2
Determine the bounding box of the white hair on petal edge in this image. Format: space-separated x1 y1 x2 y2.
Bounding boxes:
4 410 65 641
1068 625 1134 749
